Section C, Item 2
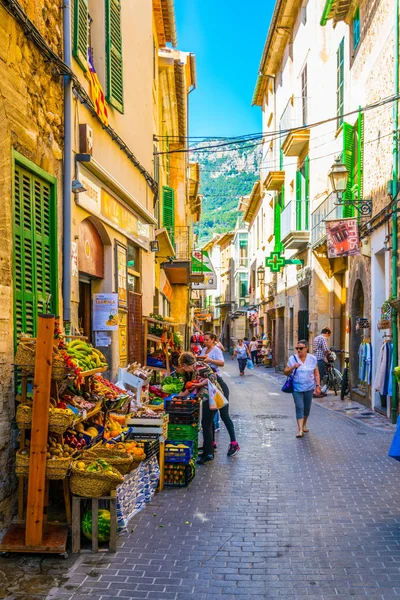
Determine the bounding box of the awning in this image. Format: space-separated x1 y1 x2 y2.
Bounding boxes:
155 227 175 260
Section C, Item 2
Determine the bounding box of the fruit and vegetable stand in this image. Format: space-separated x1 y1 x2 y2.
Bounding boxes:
3 315 200 556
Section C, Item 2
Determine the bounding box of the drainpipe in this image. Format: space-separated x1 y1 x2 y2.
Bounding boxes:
391 0 399 424
63 0 72 326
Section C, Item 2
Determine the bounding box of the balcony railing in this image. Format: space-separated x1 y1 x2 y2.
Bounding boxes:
280 96 309 133
311 192 342 246
281 201 293 241
166 226 190 260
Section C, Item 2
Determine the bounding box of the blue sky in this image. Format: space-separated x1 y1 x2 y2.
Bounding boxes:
174 0 273 138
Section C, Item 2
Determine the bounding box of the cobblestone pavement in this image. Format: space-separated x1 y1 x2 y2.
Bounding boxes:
43 359 400 600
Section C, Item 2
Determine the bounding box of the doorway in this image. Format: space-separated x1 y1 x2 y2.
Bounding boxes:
350 279 364 386
78 280 92 341
298 286 309 340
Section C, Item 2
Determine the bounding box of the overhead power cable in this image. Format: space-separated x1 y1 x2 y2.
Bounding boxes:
154 93 400 156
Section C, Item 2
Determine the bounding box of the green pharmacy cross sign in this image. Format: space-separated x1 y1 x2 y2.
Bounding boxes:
265 252 303 272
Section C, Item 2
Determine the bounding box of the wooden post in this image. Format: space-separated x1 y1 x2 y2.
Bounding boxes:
26 314 54 547
158 441 165 492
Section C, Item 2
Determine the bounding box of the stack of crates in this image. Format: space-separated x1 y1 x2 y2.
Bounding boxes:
163 397 200 487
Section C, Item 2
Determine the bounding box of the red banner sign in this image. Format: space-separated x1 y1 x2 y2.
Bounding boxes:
326 218 360 258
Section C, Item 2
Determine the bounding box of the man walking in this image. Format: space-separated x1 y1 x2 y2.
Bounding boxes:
312 327 332 381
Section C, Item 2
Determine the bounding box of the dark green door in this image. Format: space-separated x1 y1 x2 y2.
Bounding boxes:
13 162 58 343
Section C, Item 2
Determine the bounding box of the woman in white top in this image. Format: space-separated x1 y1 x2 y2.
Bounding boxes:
283 339 321 438
249 337 258 366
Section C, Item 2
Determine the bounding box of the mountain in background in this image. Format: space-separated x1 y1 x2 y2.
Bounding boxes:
190 141 262 244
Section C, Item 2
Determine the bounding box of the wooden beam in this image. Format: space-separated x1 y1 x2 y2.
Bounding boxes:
26 314 54 547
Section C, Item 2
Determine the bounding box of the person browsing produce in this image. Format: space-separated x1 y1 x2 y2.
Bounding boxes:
200 333 240 457
177 351 220 465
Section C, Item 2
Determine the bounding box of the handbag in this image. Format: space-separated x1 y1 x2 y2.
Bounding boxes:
281 355 298 394
207 380 228 410
247 358 255 370
388 415 400 461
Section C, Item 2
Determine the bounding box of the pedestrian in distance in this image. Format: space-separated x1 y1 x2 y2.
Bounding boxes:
283 339 321 438
201 333 240 457
249 336 258 366
312 327 332 382
232 339 250 376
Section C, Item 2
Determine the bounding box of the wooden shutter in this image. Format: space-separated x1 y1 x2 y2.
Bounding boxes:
357 112 364 199
162 186 175 245
342 122 355 217
337 39 344 128
128 292 143 364
106 0 124 113
304 156 310 229
13 164 57 344
73 0 88 71
295 170 302 230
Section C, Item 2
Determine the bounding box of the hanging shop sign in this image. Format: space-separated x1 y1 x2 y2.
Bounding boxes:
93 293 119 331
191 250 217 290
326 218 360 259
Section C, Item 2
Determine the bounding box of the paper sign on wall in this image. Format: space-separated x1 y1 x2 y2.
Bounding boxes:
93 293 119 331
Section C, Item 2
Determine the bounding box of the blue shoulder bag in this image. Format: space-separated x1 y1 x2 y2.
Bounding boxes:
281 355 298 394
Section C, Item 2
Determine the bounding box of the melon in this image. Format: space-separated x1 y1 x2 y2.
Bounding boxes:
81 509 113 543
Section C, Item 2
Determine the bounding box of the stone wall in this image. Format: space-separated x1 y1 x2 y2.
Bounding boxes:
0 1 63 529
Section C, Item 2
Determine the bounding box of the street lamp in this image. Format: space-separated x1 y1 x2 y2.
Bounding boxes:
328 156 372 216
257 265 265 286
328 156 349 201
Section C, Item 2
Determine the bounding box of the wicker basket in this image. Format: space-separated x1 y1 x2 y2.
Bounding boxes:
48 408 74 434
46 456 72 480
91 447 134 475
16 404 32 429
14 341 36 375
69 461 124 497
377 319 391 331
15 449 30 476
51 355 72 382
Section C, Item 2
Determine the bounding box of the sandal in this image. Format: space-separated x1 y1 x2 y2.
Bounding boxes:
303 427 309 433
296 432 303 438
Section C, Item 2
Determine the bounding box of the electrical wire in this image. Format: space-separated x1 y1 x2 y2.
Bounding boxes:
154 93 400 156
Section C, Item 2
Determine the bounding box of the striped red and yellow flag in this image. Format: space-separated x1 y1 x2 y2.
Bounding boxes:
87 49 109 127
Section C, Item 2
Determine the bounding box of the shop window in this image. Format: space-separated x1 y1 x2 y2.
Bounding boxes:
105 0 124 113
128 242 141 293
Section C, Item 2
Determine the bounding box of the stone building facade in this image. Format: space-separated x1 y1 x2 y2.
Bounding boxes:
0 0 64 526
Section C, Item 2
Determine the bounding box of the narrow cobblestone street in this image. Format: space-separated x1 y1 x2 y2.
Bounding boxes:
41 358 400 600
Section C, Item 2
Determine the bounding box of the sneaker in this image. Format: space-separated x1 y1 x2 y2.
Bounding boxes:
213 441 217 450
227 442 240 457
197 454 213 465
214 426 221 432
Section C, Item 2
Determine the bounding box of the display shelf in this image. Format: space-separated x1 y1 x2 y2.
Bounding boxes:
147 334 164 343
72 402 103 425
143 317 177 326
80 367 107 378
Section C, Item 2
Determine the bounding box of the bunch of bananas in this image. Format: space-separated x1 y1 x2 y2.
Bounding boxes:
66 340 107 371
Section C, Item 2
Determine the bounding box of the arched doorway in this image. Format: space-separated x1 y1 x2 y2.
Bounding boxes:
78 218 105 340
350 279 364 386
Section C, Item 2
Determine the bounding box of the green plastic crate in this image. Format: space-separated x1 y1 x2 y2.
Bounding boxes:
167 423 199 442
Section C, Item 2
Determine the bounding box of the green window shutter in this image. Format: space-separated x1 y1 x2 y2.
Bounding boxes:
13 164 57 346
279 147 283 171
296 170 302 230
337 38 344 128
162 186 175 246
73 0 88 71
274 195 282 252
281 185 285 208
353 7 361 50
106 0 124 113
357 111 364 199
304 156 310 229
342 121 355 217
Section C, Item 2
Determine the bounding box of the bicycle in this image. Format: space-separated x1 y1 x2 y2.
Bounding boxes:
320 350 343 396
329 349 350 399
